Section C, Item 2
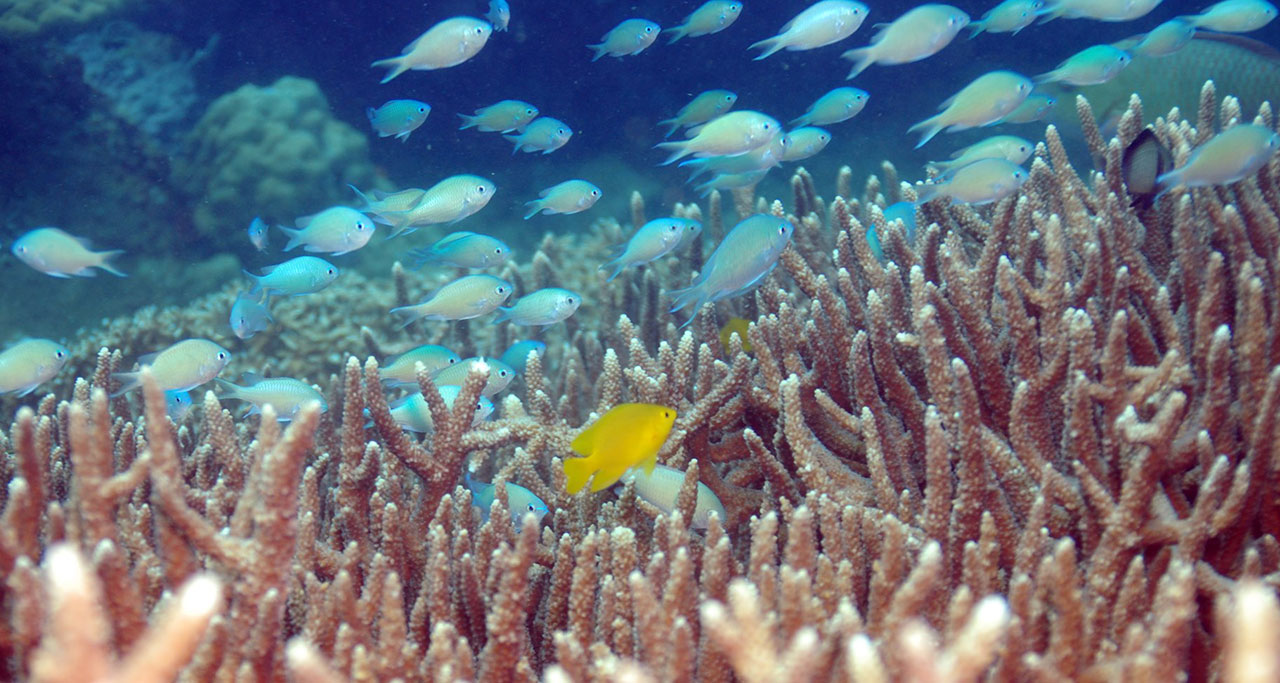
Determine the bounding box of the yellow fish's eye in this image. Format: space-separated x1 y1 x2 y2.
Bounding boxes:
663 410 671 418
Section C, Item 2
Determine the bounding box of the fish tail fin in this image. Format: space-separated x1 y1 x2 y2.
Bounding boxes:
664 24 688 44
562 457 594 494
406 247 436 269
601 259 626 282
110 371 140 397
842 48 874 79
657 117 681 139
457 113 477 130
278 226 303 251
789 114 810 127
365 107 376 124
908 115 943 149
242 269 264 297
749 36 783 60
522 201 542 220
913 183 941 206
493 306 514 323
96 250 126 277
967 20 985 38
213 378 242 399
1032 70 1057 85
371 56 408 84
389 305 423 329
655 141 689 166
587 43 607 61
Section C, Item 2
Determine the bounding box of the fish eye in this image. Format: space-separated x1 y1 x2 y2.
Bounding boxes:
217 352 228 360
591 189 600 196
418 106 426 113
328 268 335 275
566 296 576 304
476 27 485 34
55 350 65 359
526 108 536 115
477 185 487 193
527 503 536 511
663 411 670 418
645 26 653 33
496 286 508 293
500 369 509 377
557 128 566 135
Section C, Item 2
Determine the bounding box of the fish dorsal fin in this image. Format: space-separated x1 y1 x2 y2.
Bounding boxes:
295 214 315 228
388 392 420 410
137 350 161 366
241 371 265 386
570 418 602 456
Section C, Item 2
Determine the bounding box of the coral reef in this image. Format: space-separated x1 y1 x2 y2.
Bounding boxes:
172 76 379 250
65 21 216 146
4 83 1280 680
0 0 139 38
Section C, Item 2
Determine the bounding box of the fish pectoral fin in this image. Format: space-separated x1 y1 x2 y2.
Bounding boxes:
641 453 658 475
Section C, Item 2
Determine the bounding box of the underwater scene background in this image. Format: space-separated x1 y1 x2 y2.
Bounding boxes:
6 0 1280 680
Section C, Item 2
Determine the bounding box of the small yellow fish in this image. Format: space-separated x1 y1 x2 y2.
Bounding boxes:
12 227 125 278
563 403 678 493
114 339 231 395
719 317 753 353
0 339 70 396
372 16 493 83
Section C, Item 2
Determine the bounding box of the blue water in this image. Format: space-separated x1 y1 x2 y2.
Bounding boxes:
2 0 1279 340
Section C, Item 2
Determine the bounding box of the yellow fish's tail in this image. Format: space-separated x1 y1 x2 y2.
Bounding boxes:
563 457 594 494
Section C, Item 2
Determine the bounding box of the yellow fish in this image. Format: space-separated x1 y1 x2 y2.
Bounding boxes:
563 403 677 493
719 317 753 353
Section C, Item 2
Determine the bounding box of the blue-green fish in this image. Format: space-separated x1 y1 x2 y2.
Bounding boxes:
495 288 582 325
165 390 193 422
790 87 868 126
1034 44 1131 86
458 100 538 133
781 127 832 162
244 256 339 297
883 200 919 243
1180 0 1278 32
657 110 782 165
588 18 660 61
681 136 786 182
377 175 497 238
281 206 375 255
928 135 1033 174
12 227 124 278
658 89 738 138
348 186 427 219
504 117 573 154
914 158 1029 205
390 274 513 326
1116 18 1195 58
665 1 743 44
601 218 696 281
247 217 269 252
486 0 510 32
999 92 1056 123
0 339 69 396
431 356 516 396
524 180 602 219
367 99 431 141
465 473 549 528
750 1 868 60
619 463 727 529
382 387 495 432
381 344 461 386
843 4 970 78
1156 123 1280 192
910 70 1033 148
968 0 1042 37
499 340 547 374
216 374 328 421
371 16 492 83
408 231 511 269
1039 0 1160 21
114 339 231 394
668 215 794 327
230 291 273 340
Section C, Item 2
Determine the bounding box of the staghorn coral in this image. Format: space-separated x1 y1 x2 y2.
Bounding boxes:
3 83 1280 680
172 76 379 250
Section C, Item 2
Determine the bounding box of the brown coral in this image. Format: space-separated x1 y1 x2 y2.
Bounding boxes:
3 83 1280 681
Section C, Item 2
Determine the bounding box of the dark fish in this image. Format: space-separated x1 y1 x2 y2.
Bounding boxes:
1120 127 1173 208
1045 33 1280 135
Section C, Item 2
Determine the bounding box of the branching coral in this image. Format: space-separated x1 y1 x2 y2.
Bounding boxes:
3 83 1280 680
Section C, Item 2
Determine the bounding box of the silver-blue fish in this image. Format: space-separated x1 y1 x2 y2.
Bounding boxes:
499 340 547 374
466 473 549 528
668 215 794 327
408 231 512 269
601 218 698 281
244 256 340 297
230 291 273 340
381 344 461 386
247 217 269 252
495 287 582 325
